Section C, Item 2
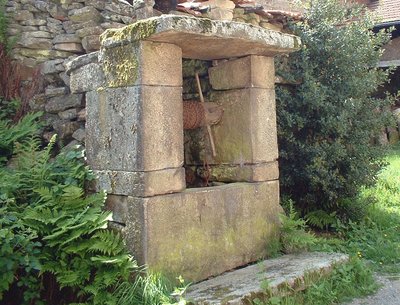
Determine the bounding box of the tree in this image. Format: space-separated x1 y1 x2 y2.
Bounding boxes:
276 0 393 218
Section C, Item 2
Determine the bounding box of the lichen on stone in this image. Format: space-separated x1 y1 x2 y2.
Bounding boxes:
101 43 139 88
100 18 159 45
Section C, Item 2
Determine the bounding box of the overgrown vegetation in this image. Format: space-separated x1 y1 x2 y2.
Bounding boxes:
312 143 400 273
276 0 394 218
0 91 184 305
253 258 377 305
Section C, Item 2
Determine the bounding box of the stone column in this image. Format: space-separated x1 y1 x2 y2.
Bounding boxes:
86 41 185 197
207 55 279 182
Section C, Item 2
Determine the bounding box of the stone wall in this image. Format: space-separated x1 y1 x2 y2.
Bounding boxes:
5 0 153 147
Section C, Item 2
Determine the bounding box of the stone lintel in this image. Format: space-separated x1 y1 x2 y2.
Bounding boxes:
190 161 279 183
100 15 301 59
86 86 183 172
209 56 275 90
91 168 185 197
106 181 282 282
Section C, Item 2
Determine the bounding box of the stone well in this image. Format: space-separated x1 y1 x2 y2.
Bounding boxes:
67 15 300 282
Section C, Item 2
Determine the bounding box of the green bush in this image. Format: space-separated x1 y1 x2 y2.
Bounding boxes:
276 0 393 216
0 110 183 304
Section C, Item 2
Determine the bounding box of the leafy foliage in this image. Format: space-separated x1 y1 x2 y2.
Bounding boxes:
276 0 393 216
0 111 183 304
279 201 316 253
312 144 400 273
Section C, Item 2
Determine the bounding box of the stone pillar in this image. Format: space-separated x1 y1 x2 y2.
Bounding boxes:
86 41 185 197
207 55 279 182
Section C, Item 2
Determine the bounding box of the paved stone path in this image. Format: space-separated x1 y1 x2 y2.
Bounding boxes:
342 275 400 305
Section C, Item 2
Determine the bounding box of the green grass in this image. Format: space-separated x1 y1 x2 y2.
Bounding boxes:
257 144 400 305
313 144 400 273
253 258 377 305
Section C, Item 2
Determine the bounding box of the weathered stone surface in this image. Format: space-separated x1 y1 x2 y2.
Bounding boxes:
86 86 183 172
59 71 70 86
101 11 123 22
104 2 137 16
69 6 102 23
72 127 85 142
29 94 47 111
121 15 135 24
69 62 104 93
22 31 53 39
65 51 98 74
77 108 86 121
54 42 84 52
193 161 279 183
187 252 349 304
21 19 46 26
14 10 34 21
53 34 81 44
45 94 83 113
209 56 275 90
99 40 182 88
82 35 100 52
18 37 52 49
101 21 126 29
93 167 185 197
75 26 104 38
108 181 282 281
17 48 74 61
100 15 301 59
45 86 68 97
58 108 77 120
85 0 106 10
33 1 49 12
47 3 67 19
41 58 65 74
63 20 98 33
52 120 81 140
212 88 277 164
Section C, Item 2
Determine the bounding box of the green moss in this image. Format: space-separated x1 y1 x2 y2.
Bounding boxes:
102 43 139 88
100 18 159 44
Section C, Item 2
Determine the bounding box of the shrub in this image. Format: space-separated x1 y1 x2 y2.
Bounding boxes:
276 0 393 216
0 112 182 304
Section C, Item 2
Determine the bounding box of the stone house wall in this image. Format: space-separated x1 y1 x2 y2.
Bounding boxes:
5 0 153 147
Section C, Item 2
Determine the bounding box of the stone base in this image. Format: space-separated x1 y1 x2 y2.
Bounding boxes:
187 252 349 305
106 181 282 282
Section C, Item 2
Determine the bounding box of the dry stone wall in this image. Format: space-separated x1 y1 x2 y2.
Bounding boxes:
5 0 154 147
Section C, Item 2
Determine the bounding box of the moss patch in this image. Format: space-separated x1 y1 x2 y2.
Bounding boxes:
102 43 139 88
100 18 159 45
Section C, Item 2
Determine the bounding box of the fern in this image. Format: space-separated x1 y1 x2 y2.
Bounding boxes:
305 210 337 230
280 200 317 253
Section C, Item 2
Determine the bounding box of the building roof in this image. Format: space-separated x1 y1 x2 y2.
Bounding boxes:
366 0 400 24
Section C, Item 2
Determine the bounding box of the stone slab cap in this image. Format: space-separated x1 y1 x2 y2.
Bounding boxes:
187 252 349 305
100 15 301 59
65 51 99 75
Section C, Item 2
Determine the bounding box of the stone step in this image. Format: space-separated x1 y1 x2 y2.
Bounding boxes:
186 252 349 305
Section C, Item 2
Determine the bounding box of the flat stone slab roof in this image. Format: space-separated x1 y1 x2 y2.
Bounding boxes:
100 15 301 60
186 252 349 305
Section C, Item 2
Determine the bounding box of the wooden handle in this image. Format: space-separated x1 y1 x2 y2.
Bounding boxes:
195 73 217 157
